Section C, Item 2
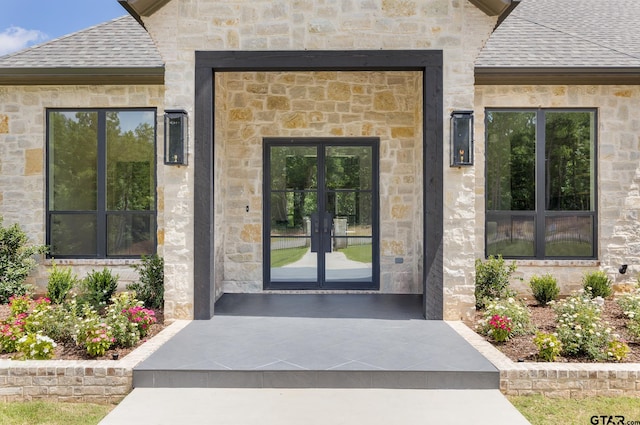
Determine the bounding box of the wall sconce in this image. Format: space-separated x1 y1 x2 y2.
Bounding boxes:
450 110 474 167
164 109 188 165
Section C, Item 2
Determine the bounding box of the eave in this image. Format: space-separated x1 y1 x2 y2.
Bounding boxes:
475 67 640 85
0 67 164 86
118 0 171 24
468 0 516 16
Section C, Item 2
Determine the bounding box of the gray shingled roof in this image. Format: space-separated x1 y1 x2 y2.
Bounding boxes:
477 0 640 68
0 15 163 85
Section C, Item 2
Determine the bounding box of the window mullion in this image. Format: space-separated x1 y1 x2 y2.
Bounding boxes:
96 112 107 257
535 109 546 259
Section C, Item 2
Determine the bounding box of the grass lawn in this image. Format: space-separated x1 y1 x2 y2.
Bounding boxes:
0 401 113 425
509 395 640 425
337 244 372 263
270 246 308 268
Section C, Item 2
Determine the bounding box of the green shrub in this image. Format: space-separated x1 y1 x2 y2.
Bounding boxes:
46 261 78 304
529 274 560 306
533 332 562 362
106 309 140 348
9 295 31 316
105 292 142 348
0 315 26 353
15 332 56 360
582 271 612 299
28 302 78 344
80 268 119 309
474 255 518 309
22 296 79 344
0 218 47 304
607 340 630 362
74 305 114 357
618 286 640 342
127 254 164 310
479 297 533 338
552 292 613 360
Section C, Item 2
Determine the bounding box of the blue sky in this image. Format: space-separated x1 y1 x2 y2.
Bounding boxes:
0 1 127 56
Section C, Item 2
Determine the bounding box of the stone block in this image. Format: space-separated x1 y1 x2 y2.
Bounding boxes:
267 96 290 110
0 114 8 133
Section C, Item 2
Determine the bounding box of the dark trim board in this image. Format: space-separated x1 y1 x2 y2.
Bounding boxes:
194 50 444 319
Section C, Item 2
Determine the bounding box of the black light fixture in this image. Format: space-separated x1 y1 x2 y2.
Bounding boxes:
164 109 188 165
450 110 474 167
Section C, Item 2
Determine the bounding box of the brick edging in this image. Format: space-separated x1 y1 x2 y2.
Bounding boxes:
0 320 190 403
448 321 640 398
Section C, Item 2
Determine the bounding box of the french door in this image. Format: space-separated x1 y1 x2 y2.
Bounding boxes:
264 138 379 290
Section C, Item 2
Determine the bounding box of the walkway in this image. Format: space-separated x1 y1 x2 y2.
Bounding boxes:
100 388 529 425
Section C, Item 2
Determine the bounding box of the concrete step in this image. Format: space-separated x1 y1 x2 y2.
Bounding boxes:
133 316 499 389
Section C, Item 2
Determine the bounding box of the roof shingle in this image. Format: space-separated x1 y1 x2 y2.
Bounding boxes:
0 15 163 69
476 0 640 68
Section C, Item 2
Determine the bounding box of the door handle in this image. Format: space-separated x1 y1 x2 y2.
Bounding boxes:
323 217 329 234
313 217 320 234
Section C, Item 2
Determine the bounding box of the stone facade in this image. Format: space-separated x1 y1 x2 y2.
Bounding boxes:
216 71 423 295
475 85 640 296
0 85 165 291
142 0 497 320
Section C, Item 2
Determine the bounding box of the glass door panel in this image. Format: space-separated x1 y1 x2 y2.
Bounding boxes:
265 139 378 290
268 146 318 285
325 145 373 284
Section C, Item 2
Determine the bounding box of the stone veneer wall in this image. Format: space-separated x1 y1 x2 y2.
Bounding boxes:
0 85 165 293
475 85 640 296
143 0 497 320
217 71 423 294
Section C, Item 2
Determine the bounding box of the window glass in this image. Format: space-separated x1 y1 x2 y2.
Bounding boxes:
485 109 596 259
326 146 373 190
107 214 156 256
270 146 317 190
106 111 155 211
545 215 593 257
47 109 156 258
49 214 97 256
485 111 536 211
545 112 595 211
48 112 98 211
486 215 535 257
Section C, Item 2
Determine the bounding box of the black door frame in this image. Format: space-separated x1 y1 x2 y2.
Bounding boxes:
263 137 380 291
194 50 443 319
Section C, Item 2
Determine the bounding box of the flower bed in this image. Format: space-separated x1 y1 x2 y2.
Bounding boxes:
474 298 640 363
0 296 165 361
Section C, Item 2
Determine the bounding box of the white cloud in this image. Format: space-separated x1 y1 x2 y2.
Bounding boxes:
0 27 48 56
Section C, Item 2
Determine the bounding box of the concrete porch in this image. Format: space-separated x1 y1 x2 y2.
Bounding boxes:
133 294 498 390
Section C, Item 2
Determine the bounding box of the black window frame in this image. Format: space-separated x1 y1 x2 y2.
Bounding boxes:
484 107 598 260
45 108 158 259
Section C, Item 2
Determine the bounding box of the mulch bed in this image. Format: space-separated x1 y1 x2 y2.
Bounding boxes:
474 299 640 363
0 304 166 361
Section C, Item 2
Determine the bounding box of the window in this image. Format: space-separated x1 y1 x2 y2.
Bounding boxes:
47 109 157 258
485 109 596 259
